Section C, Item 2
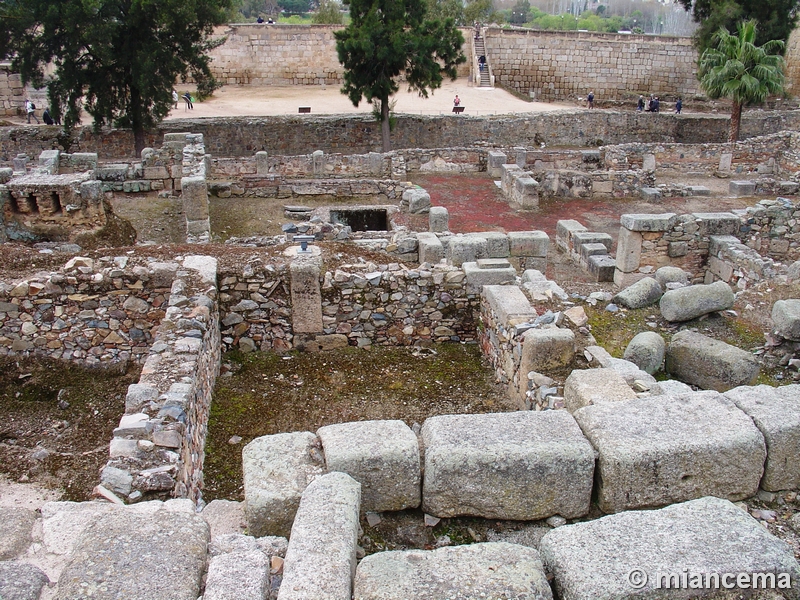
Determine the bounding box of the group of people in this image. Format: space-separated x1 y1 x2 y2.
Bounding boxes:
24 99 58 125
172 89 193 110
637 94 682 114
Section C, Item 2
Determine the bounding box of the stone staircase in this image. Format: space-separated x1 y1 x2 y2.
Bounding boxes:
474 34 492 88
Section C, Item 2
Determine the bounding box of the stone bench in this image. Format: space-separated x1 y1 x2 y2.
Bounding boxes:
540 496 800 600
354 543 553 600
278 472 361 600
573 391 765 513
421 411 594 520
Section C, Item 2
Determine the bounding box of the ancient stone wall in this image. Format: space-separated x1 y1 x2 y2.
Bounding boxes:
0 62 24 117
485 28 699 102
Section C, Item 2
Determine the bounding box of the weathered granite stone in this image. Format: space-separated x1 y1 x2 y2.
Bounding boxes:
666 330 760 391
55 505 209 600
772 299 800 341
619 213 676 232
278 472 361 600
317 420 420 512
730 180 756 197
0 507 36 559
0 562 49 600
201 499 247 537
203 550 270 600
563 368 636 412
725 384 800 492
41 501 117 556
623 331 666 375
428 206 448 232
508 230 549 258
654 265 689 288
659 280 735 322
417 232 444 264
354 543 553 600
555 219 587 253
446 235 487 267
520 327 575 372
540 497 800 600
649 379 694 396
640 187 662 202
402 187 431 214
466 231 510 258
483 285 537 325
422 411 594 520
588 254 616 282
612 276 663 309
573 391 766 513
243 432 324 538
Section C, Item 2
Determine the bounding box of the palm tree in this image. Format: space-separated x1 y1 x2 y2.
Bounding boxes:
698 20 786 143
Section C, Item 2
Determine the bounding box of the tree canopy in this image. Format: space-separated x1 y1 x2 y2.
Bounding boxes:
677 0 799 53
699 19 786 141
335 0 466 151
0 0 232 155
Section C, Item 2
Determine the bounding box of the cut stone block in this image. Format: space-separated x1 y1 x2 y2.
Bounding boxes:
693 212 740 236
615 227 642 273
612 276 663 309
290 256 323 334
619 213 677 232
640 187 662 202
659 280 735 322
573 391 765 513
520 327 575 372
466 231 510 258
446 235 487 267
730 180 756 197
255 151 269 175
463 260 516 294
571 231 612 255
317 420 420 512
278 472 361 600
402 187 431 214
588 254 616 282
422 411 594 520
54 505 209 600
540 497 800 600
203 551 270 600
243 432 324 538
0 507 36 560
779 181 799 195
687 185 711 196
483 285 537 326
354 543 553 600
508 230 549 258
428 206 448 232
579 242 607 267
555 219 587 253
513 176 540 208
613 269 647 289
0 562 49 600
563 368 637 412
417 232 444 264
487 151 508 178
623 331 666 375
181 175 209 222
772 299 800 341
666 330 760 391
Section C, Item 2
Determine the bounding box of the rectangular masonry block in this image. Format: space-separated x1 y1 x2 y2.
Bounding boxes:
579 242 608 266
487 151 508 178
615 227 642 273
463 261 516 294
619 213 677 232
466 231 510 258
687 185 711 196
564 368 636 412
730 180 756 197
571 231 612 255
556 219 587 253
422 411 594 520
573 391 766 513
588 254 616 282
446 235 487 267
417 232 444 265
508 230 549 258
483 285 537 326
520 327 575 372
640 187 662 202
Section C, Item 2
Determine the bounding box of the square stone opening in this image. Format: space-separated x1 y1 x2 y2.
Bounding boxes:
329 208 388 232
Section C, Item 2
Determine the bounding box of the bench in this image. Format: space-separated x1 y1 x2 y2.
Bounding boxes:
298 106 311 114
452 106 465 114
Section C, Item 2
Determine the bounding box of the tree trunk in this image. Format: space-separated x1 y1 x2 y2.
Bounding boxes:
381 96 391 152
130 86 146 157
729 100 743 143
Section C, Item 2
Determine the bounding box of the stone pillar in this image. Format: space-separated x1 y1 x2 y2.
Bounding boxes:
312 150 324 177
12 154 28 174
290 255 323 334
718 153 732 175
487 151 508 178
642 153 656 173
181 175 210 238
38 150 60 175
514 147 527 168
256 151 269 176
429 206 449 232
368 152 383 176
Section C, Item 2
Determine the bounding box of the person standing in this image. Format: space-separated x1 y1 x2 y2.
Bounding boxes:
453 94 461 106
172 89 179 109
637 95 645 112
587 91 594 109
183 91 193 110
42 107 54 125
675 97 682 114
25 99 39 124
653 96 660 113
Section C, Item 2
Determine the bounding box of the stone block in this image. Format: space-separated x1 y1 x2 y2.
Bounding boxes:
317 420 420 512
725 384 800 491
466 231 509 258
290 256 323 334
642 153 656 172
555 219 587 253
707 255 734 282
500 164 523 195
278 472 361 600
417 232 444 264
573 391 766 512
428 206 448 232
563 368 637 412
687 185 711 196
623 331 666 374
571 231 612 255
255 150 269 175
402 187 430 214
719 152 732 172
243 432 324 538
654 266 689 288
693 212 740 236
666 330 760 392
772 299 800 341
619 213 677 232
483 285 537 326
730 180 756 197
639 187 662 202
0 562 49 600
513 176 539 208
540 497 800 600
614 227 642 273
463 261 516 294
38 149 60 175
780 181 799 195
520 327 575 372
659 280 735 322
204 551 270 600
0 167 13 184
487 151 508 178
508 230 549 258
613 276 663 309
79 180 102 204
0 507 36 560
354 543 553 600
143 166 169 180
588 254 616 282
422 411 594 520
181 175 209 222
668 240 688 257
446 235 487 267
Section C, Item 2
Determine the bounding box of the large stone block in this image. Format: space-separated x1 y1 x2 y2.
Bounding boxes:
588 254 616 282
772 299 800 341
612 276 663 309
463 260 516 294
0 507 35 560
571 231 612 255
666 330 760 391
402 187 431 214
278 472 361 600
508 230 549 258
563 368 637 412
615 227 642 273
540 497 800 600
694 212 740 236
725 384 800 491
290 255 323 334
203 551 270 600
623 331 665 374
354 543 553 600
181 175 209 221
619 213 677 232
730 180 756 197
487 151 508 178
446 235 487 267
417 232 444 264
483 285 537 326
573 391 765 513
466 231 510 258
659 280 735 322
317 420 420 512
243 432 324 538
555 219 587 253
640 186 662 202
422 411 594 520
0 562 49 600
428 206 448 233
520 326 575 372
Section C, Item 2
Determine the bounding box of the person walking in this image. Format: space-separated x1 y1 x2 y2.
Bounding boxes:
587 91 594 109
25 99 39 124
637 95 645 112
172 89 179 109
675 97 682 114
183 92 193 110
